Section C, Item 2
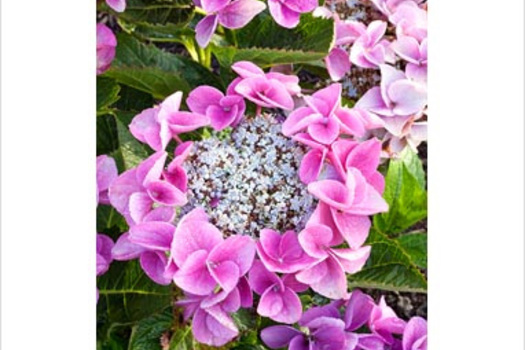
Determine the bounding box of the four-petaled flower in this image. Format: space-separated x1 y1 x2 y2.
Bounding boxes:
350 20 395 69
96 23 116 75
268 0 318 29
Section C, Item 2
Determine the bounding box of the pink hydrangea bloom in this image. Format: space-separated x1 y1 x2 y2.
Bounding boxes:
350 20 395 69
282 83 366 145
391 2 427 41
344 289 375 332
108 151 187 226
194 0 266 47
256 229 316 273
356 64 427 117
268 0 317 28
106 0 126 12
249 260 307 323
159 91 210 140
369 296 407 344
96 23 117 75
97 234 114 276
392 37 427 82
296 224 371 299
402 316 427 350
96 155 118 205
186 86 246 130
170 208 256 296
370 0 423 18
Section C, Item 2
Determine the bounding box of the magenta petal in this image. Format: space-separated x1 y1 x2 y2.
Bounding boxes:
249 260 281 294
259 81 295 110
140 251 172 285
106 0 126 12
298 224 333 259
108 169 142 215
282 107 322 136
308 118 340 145
344 289 375 331
299 256 348 299
143 206 175 223
325 48 351 81
282 274 309 293
192 307 238 347
266 72 301 96
112 232 148 261
163 165 188 193
179 207 210 225
261 326 302 349
231 61 265 78
174 250 217 295
201 0 230 13
312 83 342 116
345 138 381 178
167 111 210 134
195 15 219 48
402 317 427 350
330 246 371 273
171 220 222 267
257 287 284 318
187 86 223 115
136 151 167 186
268 0 301 28
308 179 354 211
237 276 253 308
331 209 371 249
129 221 175 251
346 168 388 215
208 235 256 276
334 107 366 137
207 104 238 131
129 107 162 151
299 148 325 184
295 259 328 286
258 229 282 261
208 260 240 293
146 180 187 206
129 192 153 224
218 0 266 29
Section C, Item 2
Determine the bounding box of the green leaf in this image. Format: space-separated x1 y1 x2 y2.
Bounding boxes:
211 13 335 68
398 147 426 189
106 33 222 99
128 308 173 350
119 20 195 43
114 111 151 170
347 229 427 293
97 260 173 324
97 77 121 113
373 154 427 235
396 233 427 269
97 114 120 156
169 326 193 350
114 85 155 112
118 0 194 27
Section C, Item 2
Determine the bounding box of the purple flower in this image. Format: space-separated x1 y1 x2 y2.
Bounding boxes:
229 61 300 111
350 20 395 69
268 0 317 28
356 64 427 117
158 91 210 139
256 229 316 273
402 317 427 350
325 47 351 82
344 289 375 332
296 224 371 299
96 23 116 75
171 209 256 295
282 83 366 145
249 260 307 323
369 296 407 344
391 2 427 42
108 151 186 226
186 86 246 130
106 0 126 12
96 155 118 205
195 0 266 47
97 234 114 276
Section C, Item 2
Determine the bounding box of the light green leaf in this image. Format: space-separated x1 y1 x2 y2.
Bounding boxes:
396 233 427 269
398 147 426 189
106 33 222 99
211 13 335 68
347 229 427 293
373 155 427 235
169 326 193 350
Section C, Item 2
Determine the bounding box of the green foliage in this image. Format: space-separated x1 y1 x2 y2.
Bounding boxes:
211 13 335 68
117 0 195 27
113 111 151 170
373 148 427 235
347 229 427 293
106 33 222 99
128 308 174 350
396 232 427 269
97 77 121 114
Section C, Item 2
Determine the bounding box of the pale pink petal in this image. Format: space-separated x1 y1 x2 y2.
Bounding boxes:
325 48 351 82
388 80 427 115
108 169 141 216
136 151 167 186
129 221 175 251
299 148 326 184
231 61 265 77
112 232 147 260
331 209 371 249
106 0 126 12
167 111 210 134
171 220 222 267
330 245 371 273
146 180 187 206
192 307 238 346
195 15 219 48
392 36 420 64
218 0 266 29
268 0 301 28
186 86 223 115
174 250 217 295
140 251 172 285
366 21 387 46
129 192 153 224
201 0 230 14
356 86 393 116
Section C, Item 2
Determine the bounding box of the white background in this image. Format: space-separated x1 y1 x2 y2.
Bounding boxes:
1 0 524 348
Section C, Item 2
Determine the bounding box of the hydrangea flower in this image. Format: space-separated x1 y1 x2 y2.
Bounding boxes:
186 86 246 130
392 37 427 82
391 2 427 41
194 0 266 48
97 234 114 276
268 0 317 28
402 316 427 350
229 61 300 111
370 0 424 18
96 23 116 75
96 155 118 205
282 83 366 145
296 224 371 299
350 20 395 69
249 260 307 323
105 0 126 12
170 208 256 295
369 296 407 344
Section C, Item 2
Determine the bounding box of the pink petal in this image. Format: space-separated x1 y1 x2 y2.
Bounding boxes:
167 111 210 134
268 0 301 28
292 132 326 150
171 220 222 267
108 169 142 216
346 168 388 215
282 274 309 293
334 107 366 137
201 0 230 14
129 221 175 251
112 232 147 261
388 80 427 116
345 138 381 178
140 251 172 285
344 289 375 331
129 107 162 151
163 165 188 192
129 192 153 224
218 0 267 29
186 86 223 115
145 180 187 206
284 0 317 13
366 20 387 46
298 256 348 299
355 87 392 116
249 260 281 294
336 20 366 45
231 61 265 78
258 229 282 261
261 326 302 349
331 209 371 249
208 235 256 276
281 107 323 136
306 201 344 246
379 64 405 104
195 15 219 48
106 0 126 12
295 259 328 286
158 91 183 120
208 260 240 293
266 72 301 96
330 245 371 273
207 104 238 131
312 83 342 116
363 44 386 67
402 317 427 350
298 224 333 259
257 287 284 317
237 276 253 308
308 118 340 144
392 36 420 64
258 81 295 110
174 250 217 295
299 148 326 184
136 151 167 186
97 155 118 194
307 179 354 211
261 287 302 324
192 307 238 346
325 48 351 81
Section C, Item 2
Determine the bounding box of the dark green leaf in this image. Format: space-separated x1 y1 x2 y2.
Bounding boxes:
118 0 195 27
97 77 121 113
373 155 427 235
114 111 151 169
347 229 427 293
98 114 120 156
211 13 334 68
129 308 173 350
396 233 427 269
119 20 195 43
114 85 155 112
106 33 222 99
